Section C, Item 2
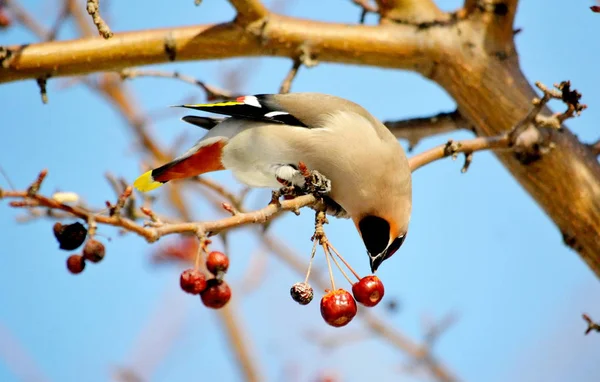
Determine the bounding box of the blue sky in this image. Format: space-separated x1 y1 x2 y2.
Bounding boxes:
1 1 599 381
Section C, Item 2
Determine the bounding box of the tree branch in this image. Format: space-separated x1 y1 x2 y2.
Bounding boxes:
229 0 268 25
374 0 443 23
385 110 471 151
119 68 241 100
0 17 433 83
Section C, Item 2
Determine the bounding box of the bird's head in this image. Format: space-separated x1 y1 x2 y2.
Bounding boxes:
355 215 407 273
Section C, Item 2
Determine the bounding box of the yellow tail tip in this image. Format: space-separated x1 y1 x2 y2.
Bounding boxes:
133 171 164 192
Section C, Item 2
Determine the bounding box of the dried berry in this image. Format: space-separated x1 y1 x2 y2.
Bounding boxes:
82 239 105 263
180 269 207 295
66 254 86 274
352 275 385 307
290 282 313 305
206 251 229 275
200 279 231 309
320 289 357 327
53 222 87 250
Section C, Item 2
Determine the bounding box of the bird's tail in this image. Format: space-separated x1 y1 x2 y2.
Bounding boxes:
133 138 227 192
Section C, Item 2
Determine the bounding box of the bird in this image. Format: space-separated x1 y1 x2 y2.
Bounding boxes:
133 93 412 273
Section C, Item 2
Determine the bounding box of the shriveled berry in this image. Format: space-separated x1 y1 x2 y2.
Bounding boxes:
66 254 86 274
352 275 385 307
53 222 87 250
82 239 105 263
206 251 229 275
320 289 357 327
290 282 313 305
200 279 231 309
180 269 207 295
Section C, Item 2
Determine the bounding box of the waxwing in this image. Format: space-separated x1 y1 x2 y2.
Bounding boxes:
134 93 412 272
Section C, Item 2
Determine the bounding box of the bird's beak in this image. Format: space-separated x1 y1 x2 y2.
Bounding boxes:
368 251 386 273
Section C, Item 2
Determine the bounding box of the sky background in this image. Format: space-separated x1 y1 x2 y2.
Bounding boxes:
1 1 599 381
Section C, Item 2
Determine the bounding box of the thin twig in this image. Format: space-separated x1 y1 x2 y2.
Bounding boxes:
120 68 240 101
385 110 472 152
86 0 113 38
582 313 600 335
279 58 301 94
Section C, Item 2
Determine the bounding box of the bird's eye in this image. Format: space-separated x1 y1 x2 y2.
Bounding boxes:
385 234 406 260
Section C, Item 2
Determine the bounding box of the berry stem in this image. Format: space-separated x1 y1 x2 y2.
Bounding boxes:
323 242 336 291
194 233 209 271
325 244 353 285
304 239 318 284
328 242 361 281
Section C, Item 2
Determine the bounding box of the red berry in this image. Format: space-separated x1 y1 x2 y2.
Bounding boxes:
180 269 207 295
66 255 86 274
206 251 229 275
320 289 357 327
200 279 231 309
352 275 385 307
82 239 105 263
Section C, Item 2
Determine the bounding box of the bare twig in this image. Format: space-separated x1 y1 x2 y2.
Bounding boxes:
582 313 600 335
279 58 301 94
409 136 509 172
2 171 318 242
3 0 47 38
86 0 113 38
385 110 472 152
46 0 72 41
119 69 241 101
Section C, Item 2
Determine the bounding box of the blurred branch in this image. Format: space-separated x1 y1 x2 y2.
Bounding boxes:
3 0 47 38
119 68 241 101
385 110 472 152
582 313 600 335
0 322 50 382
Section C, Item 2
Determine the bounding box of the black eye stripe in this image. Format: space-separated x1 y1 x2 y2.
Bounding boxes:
358 215 390 255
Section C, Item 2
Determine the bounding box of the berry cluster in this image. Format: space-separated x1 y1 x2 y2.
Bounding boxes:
291 275 385 328
289 211 386 327
53 222 106 275
180 249 232 309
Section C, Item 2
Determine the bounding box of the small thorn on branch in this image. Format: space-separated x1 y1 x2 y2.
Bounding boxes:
36 76 49 104
86 0 113 39
582 313 600 335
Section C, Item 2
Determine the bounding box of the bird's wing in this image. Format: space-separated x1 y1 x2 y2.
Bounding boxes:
178 95 309 127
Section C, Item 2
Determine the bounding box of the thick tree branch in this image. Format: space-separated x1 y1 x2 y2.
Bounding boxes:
385 110 471 151
0 17 433 83
229 0 268 25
